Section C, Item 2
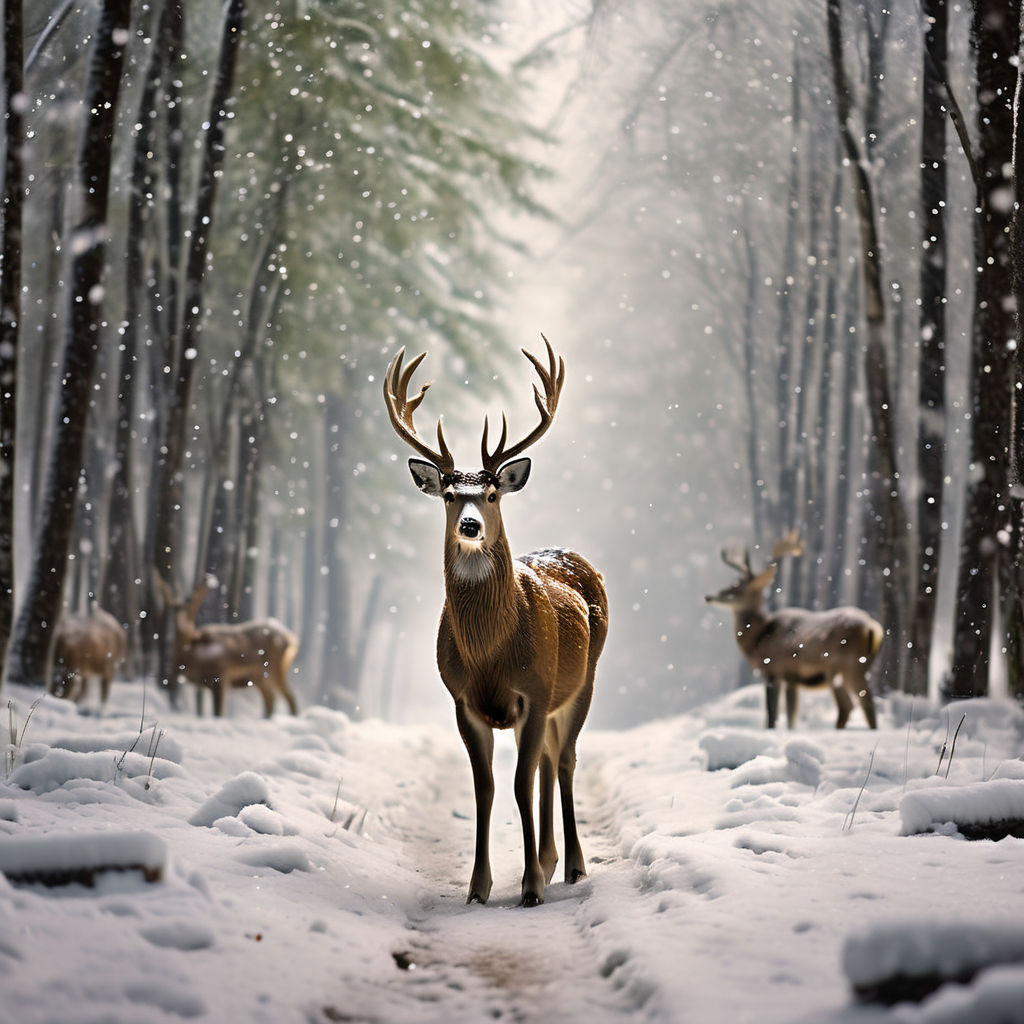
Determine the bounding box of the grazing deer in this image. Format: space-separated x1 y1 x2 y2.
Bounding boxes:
50 606 127 705
705 532 881 730
154 575 300 718
383 337 608 907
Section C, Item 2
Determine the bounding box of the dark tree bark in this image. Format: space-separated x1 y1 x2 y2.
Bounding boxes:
6 0 131 687
909 0 950 697
197 173 287 621
827 0 914 690
1005 2 1024 701
151 0 244 592
148 0 244 700
100 4 169 662
0 0 23 683
949 0 1020 699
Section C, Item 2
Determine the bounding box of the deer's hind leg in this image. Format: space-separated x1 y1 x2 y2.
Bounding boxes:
843 667 878 729
538 744 558 884
556 679 594 886
784 680 800 728
832 678 854 728
765 676 780 728
276 645 300 714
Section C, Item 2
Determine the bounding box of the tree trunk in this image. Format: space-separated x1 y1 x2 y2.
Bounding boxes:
149 0 244 699
1003 1 1024 701
0 0 24 683
774 47 802 555
738 205 765 547
827 0 913 690
949 0 1020 699
811 158 844 607
151 0 245 590
6 0 131 687
909 0 950 698
100 3 168 661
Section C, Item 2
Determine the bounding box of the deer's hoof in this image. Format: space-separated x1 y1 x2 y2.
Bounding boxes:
466 891 488 906
520 891 544 908
567 868 586 884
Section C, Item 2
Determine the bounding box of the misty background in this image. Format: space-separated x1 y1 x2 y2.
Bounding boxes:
1 0 1018 729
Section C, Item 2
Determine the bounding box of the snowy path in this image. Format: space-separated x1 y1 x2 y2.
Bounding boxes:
3 682 1024 1023
325 730 644 1024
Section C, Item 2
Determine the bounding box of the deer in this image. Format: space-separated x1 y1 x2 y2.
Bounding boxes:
383 337 608 907
705 532 882 730
154 575 300 718
50 606 127 706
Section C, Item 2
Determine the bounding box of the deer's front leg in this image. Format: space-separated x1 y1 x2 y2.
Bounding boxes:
764 676 780 729
455 701 494 905
514 699 548 907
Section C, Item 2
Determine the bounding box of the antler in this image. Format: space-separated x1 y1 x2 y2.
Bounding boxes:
771 529 804 561
481 334 565 474
383 348 455 473
720 545 753 579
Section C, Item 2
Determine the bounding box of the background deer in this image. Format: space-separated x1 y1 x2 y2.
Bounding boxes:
384 337 608 907
50 606 127 705
154 576 300 717
705 532 881 730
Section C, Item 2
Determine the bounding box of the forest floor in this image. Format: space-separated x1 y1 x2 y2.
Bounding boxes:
2 679 1024 1024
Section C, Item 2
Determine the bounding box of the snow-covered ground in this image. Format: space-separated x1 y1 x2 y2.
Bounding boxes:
3 679 1024 1024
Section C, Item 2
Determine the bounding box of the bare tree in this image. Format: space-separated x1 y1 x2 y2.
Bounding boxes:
150 0 246 593
6 0 131 687
1007 0 1024 701
949 0 1020 698
826 0 913 690
909 0 949 697
0 0 23 682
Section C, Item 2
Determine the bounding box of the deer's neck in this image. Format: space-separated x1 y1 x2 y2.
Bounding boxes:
443 533 519 666
733 605 772 659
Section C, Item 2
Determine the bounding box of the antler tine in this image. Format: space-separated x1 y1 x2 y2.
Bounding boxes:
771 529 804 562
721 545 753 578
383 347 455 473
481 335 566 474
480 412 508 470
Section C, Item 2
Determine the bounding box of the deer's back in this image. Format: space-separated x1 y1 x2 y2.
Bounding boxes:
519 548 608 705
188 618 298 673
54 612 126 672
763 606 882 667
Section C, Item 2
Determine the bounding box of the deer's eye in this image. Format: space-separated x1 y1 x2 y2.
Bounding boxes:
487 492 497 503
443 490 455 504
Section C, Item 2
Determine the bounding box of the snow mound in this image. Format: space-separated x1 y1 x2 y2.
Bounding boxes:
189 770 272 827
730 739 824 788
50 728 184 764
0 830 166 886
698 729 775 771
900 779 1024 839
988 758 1024 781
842 917 1024 1005
7 747 182 793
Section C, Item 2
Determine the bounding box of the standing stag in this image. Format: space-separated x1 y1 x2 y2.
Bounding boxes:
50 606 127 706
384 337 608 907
154 576 300 717
705 533 881 730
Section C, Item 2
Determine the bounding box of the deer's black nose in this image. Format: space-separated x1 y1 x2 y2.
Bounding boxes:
459 517 481 539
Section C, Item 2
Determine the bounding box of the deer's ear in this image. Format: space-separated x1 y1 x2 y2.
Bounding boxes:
497 457 531 495
409 459 443 496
